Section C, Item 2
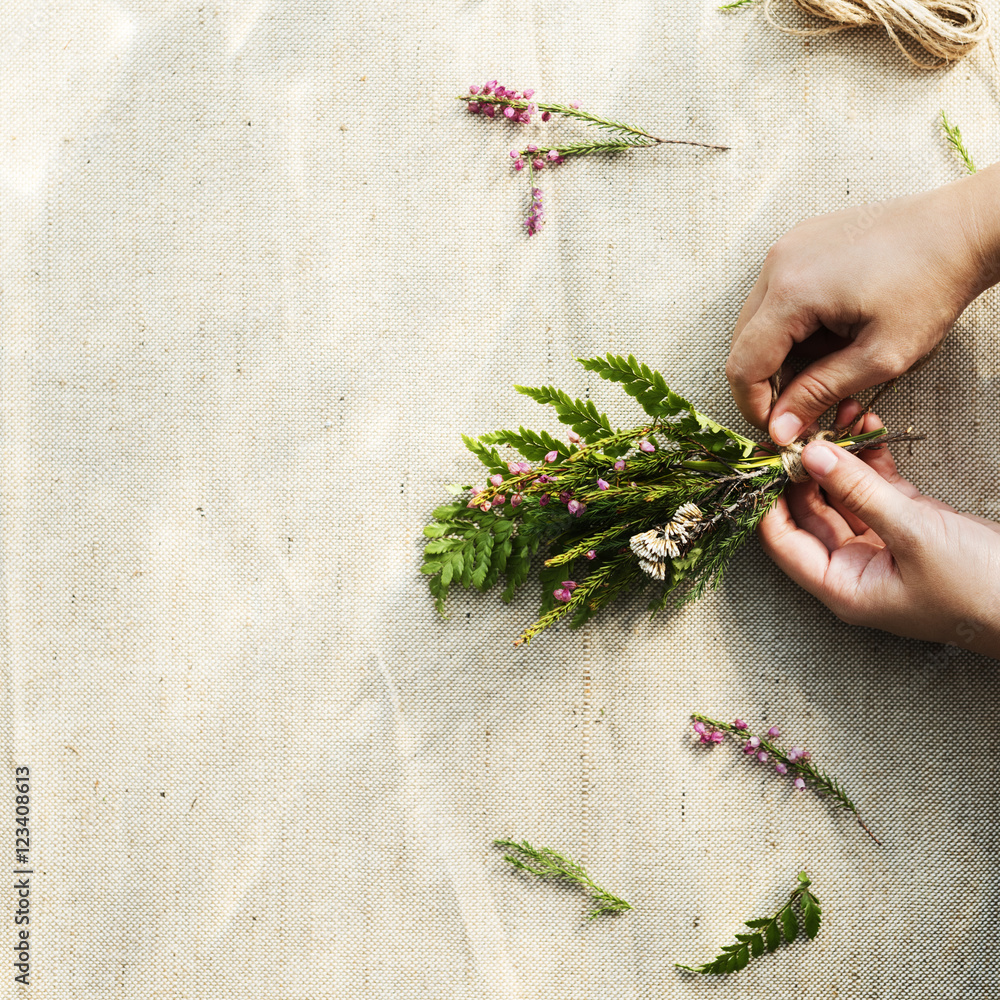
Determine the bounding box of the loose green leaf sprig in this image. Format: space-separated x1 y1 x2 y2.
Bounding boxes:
940 109 977 173
676 872 821 975
422 354 921 646
494 838 633 918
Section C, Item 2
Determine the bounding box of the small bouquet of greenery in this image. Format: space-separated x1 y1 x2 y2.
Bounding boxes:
422 354 919 646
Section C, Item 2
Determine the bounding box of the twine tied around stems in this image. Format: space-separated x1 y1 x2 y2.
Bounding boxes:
779 430 838 483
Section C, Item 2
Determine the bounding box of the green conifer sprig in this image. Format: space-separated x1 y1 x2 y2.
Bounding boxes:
494 838 633 918
676 872 821 975
940 110 977 173
692 714 880 844
422 354 922 645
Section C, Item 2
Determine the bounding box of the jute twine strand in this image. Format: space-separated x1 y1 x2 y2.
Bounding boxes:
762 0 990 68
780 430 838 482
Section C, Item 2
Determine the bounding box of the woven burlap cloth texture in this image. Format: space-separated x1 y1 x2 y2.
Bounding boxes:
2 2 998 998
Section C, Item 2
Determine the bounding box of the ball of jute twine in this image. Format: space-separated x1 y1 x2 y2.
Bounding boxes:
762 0 990 68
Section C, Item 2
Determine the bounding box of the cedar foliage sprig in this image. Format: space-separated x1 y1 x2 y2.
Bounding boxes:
940 110 977 173
422 354 922 645
676 872 821 975
494 838 633 918
692 714 880 844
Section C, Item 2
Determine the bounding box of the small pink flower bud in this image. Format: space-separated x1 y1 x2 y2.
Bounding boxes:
503 107 516 120
532 158 545 170
518 462 531 473
480 501 492 511
543 450 558 463
518 113 532 124
510 149 519 158
794 777 806 790
559 491 573 503
507 461 520 474
748 736 760 748
613 459 625 471
800 751 811 761
562 580 578 590
490 474 503 487
585 549 596 560
467 102 481 113
553 587 572 603
511 493 523 507
541 111 551 121
567 500 585 516
597 478 610 490
523 88 535 98
510 91 522 100
526 144 538 153
513 159 524 170
788 747 802 761
568 431 581 443
494 494 506 504
546 150 559 161
743 742 755 755
539 493 550 506
494 85 506 97
733 719 748 730
767 726 780 738
639 440 655 453
693 722 706 735
710 730 724 744
570 101 580 109
774 763 788 775
483 105 495 118
469 85 480 94
757 751 768 763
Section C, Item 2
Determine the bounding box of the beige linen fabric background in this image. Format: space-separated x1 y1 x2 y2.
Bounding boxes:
1 1 999 997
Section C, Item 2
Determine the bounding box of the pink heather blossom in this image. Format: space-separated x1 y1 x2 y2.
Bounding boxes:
480 501 492 511
570 101 580 109
539 493 550 506
469 85 480 94
507 461 521 474
541 111 551 121
568 430 581 443
518 112 532 124
559 490 573 503
800 751 811 760
794 778 806 790
517 461 532 473
523 88 535 98
562 580 578 590
510 91 522 100
567 500 586 516
757 751 768 763
585 549 596 560
494 494 506 505
788 747 803 761
503 107 516 120
747 736 760 749
510 149 519 158
544 450 558 463
513 159 525 171
614 459 625 471
483 105 496 119
743 742 755 755
767 726 780 738
532 158 545 170
775 763 788 775
546 150 559 161
467 103 481 113
511 493 523 507
536 474 553 484
710 730 724 744
553 587 572 603
597 478 610 490
639 439 655 453
693 722 706 735
526 144 538 153
490 474 503 487
494 85 506 97
733 719 748 730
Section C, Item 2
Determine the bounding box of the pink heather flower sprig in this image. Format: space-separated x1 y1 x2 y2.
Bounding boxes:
460 79 729 235
691 713 881 845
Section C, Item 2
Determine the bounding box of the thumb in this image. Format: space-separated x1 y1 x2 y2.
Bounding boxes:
769 342 897 446
800 440 922 547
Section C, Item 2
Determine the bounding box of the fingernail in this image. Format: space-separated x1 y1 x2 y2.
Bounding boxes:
771 412 802 446
801 441 838 477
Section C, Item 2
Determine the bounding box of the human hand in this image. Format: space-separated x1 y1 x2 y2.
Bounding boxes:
726 167 1000 445
759 403 1000 658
